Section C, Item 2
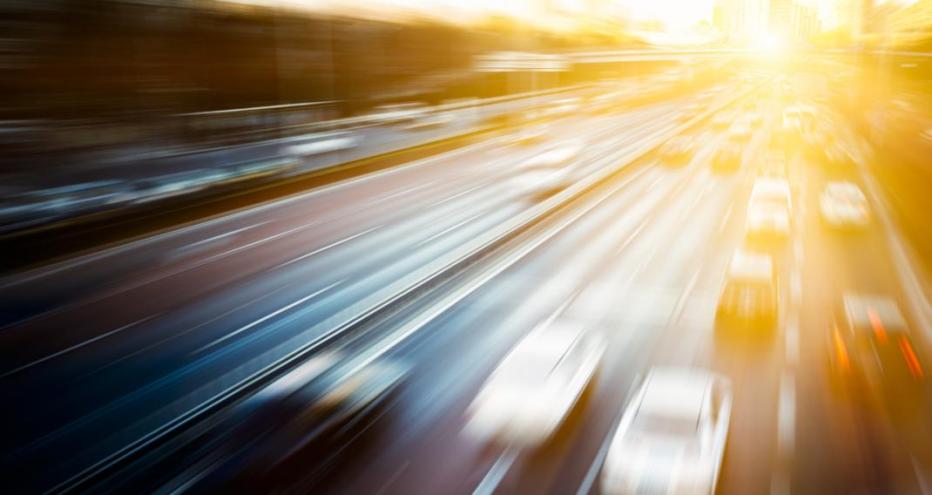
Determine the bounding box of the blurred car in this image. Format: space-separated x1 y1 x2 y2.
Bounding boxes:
827 294 924 400
750 177 792 211
710 143 742 173
285 131 359 157
726 122 752 142
746 179 792 241
602 367 732 495
659 136 696 167
761 152 787 178
404 113 452 131
220 352 410 481
134 171 217 203
819 182 870 229
821 143 856 172
715 250 778 332
508 126 547 146
676 103 704 122
0 180 133 229
541 97 581 118
711 113 732 130
369 102 427 124
465 320 604 448
589 92 623 114
746 201 790 241
515 140 583 193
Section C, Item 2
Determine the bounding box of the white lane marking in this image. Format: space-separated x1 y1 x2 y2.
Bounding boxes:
777 372 796 459
790 270 802 307
0 221 321 332
275 226 379 270
718 204 734 234
428 183 486 209
574 378 641 495
164 222 270 262
198 223 313 266
770 473 791 495
0 314 160 379
182 222 268 251
191 279 344 354
669 267 703 327
415 212 484 248
793 237 804 265
472 448 519 495
912 456 931 495
379 181 437 202
785 318 800 367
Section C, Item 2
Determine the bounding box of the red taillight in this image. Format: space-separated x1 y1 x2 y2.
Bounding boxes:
868 308 888 345
833 327 850 372
899 337 924 379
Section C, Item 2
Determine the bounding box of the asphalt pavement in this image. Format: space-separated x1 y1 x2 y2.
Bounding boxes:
3 71 932 495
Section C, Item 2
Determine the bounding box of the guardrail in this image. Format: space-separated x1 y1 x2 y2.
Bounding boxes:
52 77 768 493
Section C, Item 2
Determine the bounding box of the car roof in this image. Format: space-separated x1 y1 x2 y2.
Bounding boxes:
639 368 711 420
843 293 908 333
728 250 773 281
752 178 790 195
825 182 865 199
508 321 584 365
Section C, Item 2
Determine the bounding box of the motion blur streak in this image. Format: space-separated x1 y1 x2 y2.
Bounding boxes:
3 1 932 495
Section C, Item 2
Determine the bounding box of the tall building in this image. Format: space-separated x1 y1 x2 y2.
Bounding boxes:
761 0 822 42
713 0 768 43
791 2 820 39
768 0 793 39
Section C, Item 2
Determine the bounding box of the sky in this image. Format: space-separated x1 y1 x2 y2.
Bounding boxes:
224 0 847 32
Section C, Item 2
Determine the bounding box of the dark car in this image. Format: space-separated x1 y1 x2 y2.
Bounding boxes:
170 352 410 492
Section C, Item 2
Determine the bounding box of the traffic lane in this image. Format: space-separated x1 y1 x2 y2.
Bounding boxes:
0 100 684 379
1 100 698 485
80 142 676 492
0 168 529 375
792 155 928 494
1 179 528 392
0 132 527 325
0 95 695 375
297 129 739 494
291 163 700 495
0 97 688 327
1 186 532 462
511 170 749 495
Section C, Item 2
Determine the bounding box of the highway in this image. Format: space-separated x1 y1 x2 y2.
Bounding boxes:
3 69 932 495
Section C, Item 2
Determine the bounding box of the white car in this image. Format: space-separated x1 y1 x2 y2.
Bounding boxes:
404 113 452 131
746 178 792 239
369 102 426 124
465 320 604 448
285 132 359 157
749 178 792 211
716 251 778 331
542 97 581 117
727 122 752 142
515 141 583 193
819 182 870 229
746 201 791 239
711 114 732 130
602 368 732 495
